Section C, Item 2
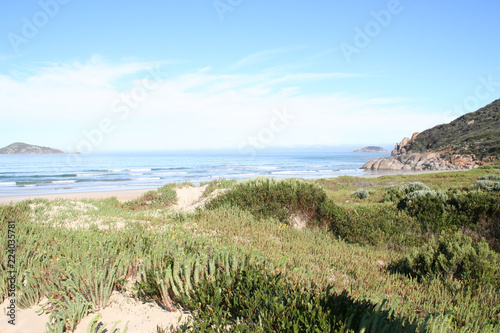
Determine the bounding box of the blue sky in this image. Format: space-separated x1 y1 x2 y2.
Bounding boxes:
1 0 499 152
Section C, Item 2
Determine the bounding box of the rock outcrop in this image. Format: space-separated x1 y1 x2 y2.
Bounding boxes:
362 152 481 171
363 133 484 171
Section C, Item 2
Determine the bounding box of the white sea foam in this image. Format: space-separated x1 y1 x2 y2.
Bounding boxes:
77 173 103 177
129 173 144 176
153 172 188 175
130 168 151 172
132 177 161 181
272 171 316 175
52 180 76 184
212 173 258 178
0 182 16 186
256 166 278 170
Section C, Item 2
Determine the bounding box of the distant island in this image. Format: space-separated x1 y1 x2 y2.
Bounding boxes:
0 142 76 155
353 146 388 153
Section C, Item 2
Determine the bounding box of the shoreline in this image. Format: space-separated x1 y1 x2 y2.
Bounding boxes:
357 168 464 178
0 188 157 205
0 169 469 205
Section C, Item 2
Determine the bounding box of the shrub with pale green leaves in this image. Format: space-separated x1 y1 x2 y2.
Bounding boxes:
399 182 431 195
383 182 431 203
352 188 369 199
475 179 500 191
478 174 500 181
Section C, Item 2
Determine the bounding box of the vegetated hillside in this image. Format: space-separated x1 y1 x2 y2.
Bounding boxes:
410 98 500 158
0 142 65 154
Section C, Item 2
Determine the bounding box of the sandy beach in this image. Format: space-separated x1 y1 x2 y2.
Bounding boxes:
0 169 466 206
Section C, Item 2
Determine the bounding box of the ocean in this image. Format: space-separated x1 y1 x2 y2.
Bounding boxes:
0 150 389 197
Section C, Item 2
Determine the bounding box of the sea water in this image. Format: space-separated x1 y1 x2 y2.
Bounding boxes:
0 150 389 197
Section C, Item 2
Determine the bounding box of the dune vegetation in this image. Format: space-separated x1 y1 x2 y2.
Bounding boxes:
1 164 499 332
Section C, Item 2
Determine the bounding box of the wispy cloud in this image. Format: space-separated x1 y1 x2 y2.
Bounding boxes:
230 46 300 70
310 48 338 59
263 72 362 86
0 56 440 151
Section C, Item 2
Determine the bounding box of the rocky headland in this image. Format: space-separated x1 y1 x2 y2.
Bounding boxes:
363 99 500 171
0 142 70 154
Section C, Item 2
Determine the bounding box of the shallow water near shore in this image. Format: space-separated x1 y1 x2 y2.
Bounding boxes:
0 150 390 197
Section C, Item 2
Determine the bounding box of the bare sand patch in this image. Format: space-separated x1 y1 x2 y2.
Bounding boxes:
172 184 207 211
172 185 229 212
74 291 187 333
0 298 51 333
0 294 187 333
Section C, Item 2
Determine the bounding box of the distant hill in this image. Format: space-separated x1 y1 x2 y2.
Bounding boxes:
0 142 65 154
409 98 500 158
353 146 388 153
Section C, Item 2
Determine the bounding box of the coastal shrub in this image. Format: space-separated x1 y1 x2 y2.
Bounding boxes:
405 195 448 232
447 189 500 226
318 199 345 223
205 177 330 224
320 201 418 247
396 232 500 287
478 174 500 181
176 263 421 332
382 185 401 202
479 162 500 170
475 179 500 191
397 189 438 210
399 182 431 195
382 182 431 203
125 184 177 210
399 188 500 236
352 188 369 199
200 179 238 197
